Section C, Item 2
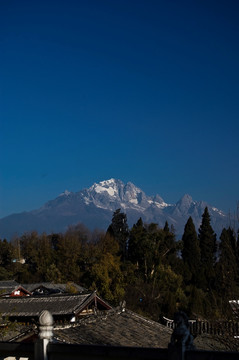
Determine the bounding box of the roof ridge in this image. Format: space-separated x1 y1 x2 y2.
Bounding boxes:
54 309 120 329
126 309 172 331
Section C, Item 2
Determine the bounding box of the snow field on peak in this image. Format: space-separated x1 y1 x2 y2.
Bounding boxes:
94 184 118 197
99 178 117 186
129 199 138 205
212 207 226 217
148 200 171 209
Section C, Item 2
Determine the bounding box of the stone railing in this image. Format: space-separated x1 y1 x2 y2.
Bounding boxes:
0 311 238 360
163 316 239 337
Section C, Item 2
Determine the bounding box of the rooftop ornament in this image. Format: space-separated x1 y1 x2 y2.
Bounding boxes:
35 310 54 360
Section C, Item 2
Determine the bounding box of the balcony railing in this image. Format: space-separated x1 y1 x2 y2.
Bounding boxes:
163 316 239 337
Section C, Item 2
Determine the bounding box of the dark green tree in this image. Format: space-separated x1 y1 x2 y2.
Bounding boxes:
198 207 217 290
107 209 129 261
127 218 147 274
128 219 162 279
181 217 201 285
0 239 14 269
20 232 40 281
163 221 170 233
215 228 239 317
161 222 178 268
36 233 54 281
144 223 163 277
235 229 239 273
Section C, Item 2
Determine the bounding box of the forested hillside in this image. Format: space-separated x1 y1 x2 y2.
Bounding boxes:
0 207 238 321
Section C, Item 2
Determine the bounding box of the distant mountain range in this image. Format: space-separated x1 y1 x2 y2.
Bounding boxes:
0 179 228 240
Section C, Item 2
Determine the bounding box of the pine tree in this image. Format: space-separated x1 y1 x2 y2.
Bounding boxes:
218 228 237 291
215 228 239 317
107 209 129 261
198 207 217 290
128 218 147 271
161 222 178 268
181 216 200 285
163 221 170 233
236 229 239 275
128 219 159 279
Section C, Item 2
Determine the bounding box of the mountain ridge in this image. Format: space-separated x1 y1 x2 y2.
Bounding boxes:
0 179 228 240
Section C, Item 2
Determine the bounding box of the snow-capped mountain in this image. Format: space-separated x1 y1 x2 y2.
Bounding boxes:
0 179 228 240
82 179 166 211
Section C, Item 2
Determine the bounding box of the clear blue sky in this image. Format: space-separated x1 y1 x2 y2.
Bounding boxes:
1 0 239 218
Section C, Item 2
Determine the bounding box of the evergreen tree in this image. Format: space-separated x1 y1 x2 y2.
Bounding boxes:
128 219 159 279
198 207 217 290
236 229 239 278
161 222 178 268
107 209 129 261
20 231 40 281
145 223 163 277
163 221 170 233
127 218 147 275
215 227 239 316
36 233 54 281
181 217 200 285
0 239 14 269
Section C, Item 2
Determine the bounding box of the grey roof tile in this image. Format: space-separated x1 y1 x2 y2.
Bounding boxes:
0 293 92 317
54 309 173 348
0 280 19 288
22 282 86 294
0 280 21 295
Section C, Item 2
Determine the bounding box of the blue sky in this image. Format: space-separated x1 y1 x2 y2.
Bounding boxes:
1 0 239 218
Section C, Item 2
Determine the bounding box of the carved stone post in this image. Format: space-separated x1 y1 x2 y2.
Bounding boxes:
35 310 54 360
168 311 195 360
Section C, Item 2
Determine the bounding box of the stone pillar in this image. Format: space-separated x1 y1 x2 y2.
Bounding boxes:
35 310 54 360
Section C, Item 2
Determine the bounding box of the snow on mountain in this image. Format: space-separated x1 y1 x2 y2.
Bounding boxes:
90 178 119 197
80 179 168 212
212 207 226 217
0 179 228 240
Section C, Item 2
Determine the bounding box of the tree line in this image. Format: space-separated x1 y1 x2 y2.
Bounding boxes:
0 207 239 321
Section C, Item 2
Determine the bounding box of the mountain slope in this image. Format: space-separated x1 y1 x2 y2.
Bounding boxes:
0 179 228 240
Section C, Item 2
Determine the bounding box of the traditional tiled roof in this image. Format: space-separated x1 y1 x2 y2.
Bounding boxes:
0 280 32 297
22 282 86 295
1 305 234 351
0 324 36 342
54 308 236 351
0 281 86 297
0 292 111 318
0 280 19 289
54 309 173 348
0 280 20 294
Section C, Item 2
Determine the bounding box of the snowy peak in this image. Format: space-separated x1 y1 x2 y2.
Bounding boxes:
123 182 146 205
81 179 167 211
90 178 122 198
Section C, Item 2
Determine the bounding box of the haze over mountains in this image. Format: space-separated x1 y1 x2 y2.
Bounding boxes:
0 179 228 240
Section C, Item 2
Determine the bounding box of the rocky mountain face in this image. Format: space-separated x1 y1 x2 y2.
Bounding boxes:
0 179 228 240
